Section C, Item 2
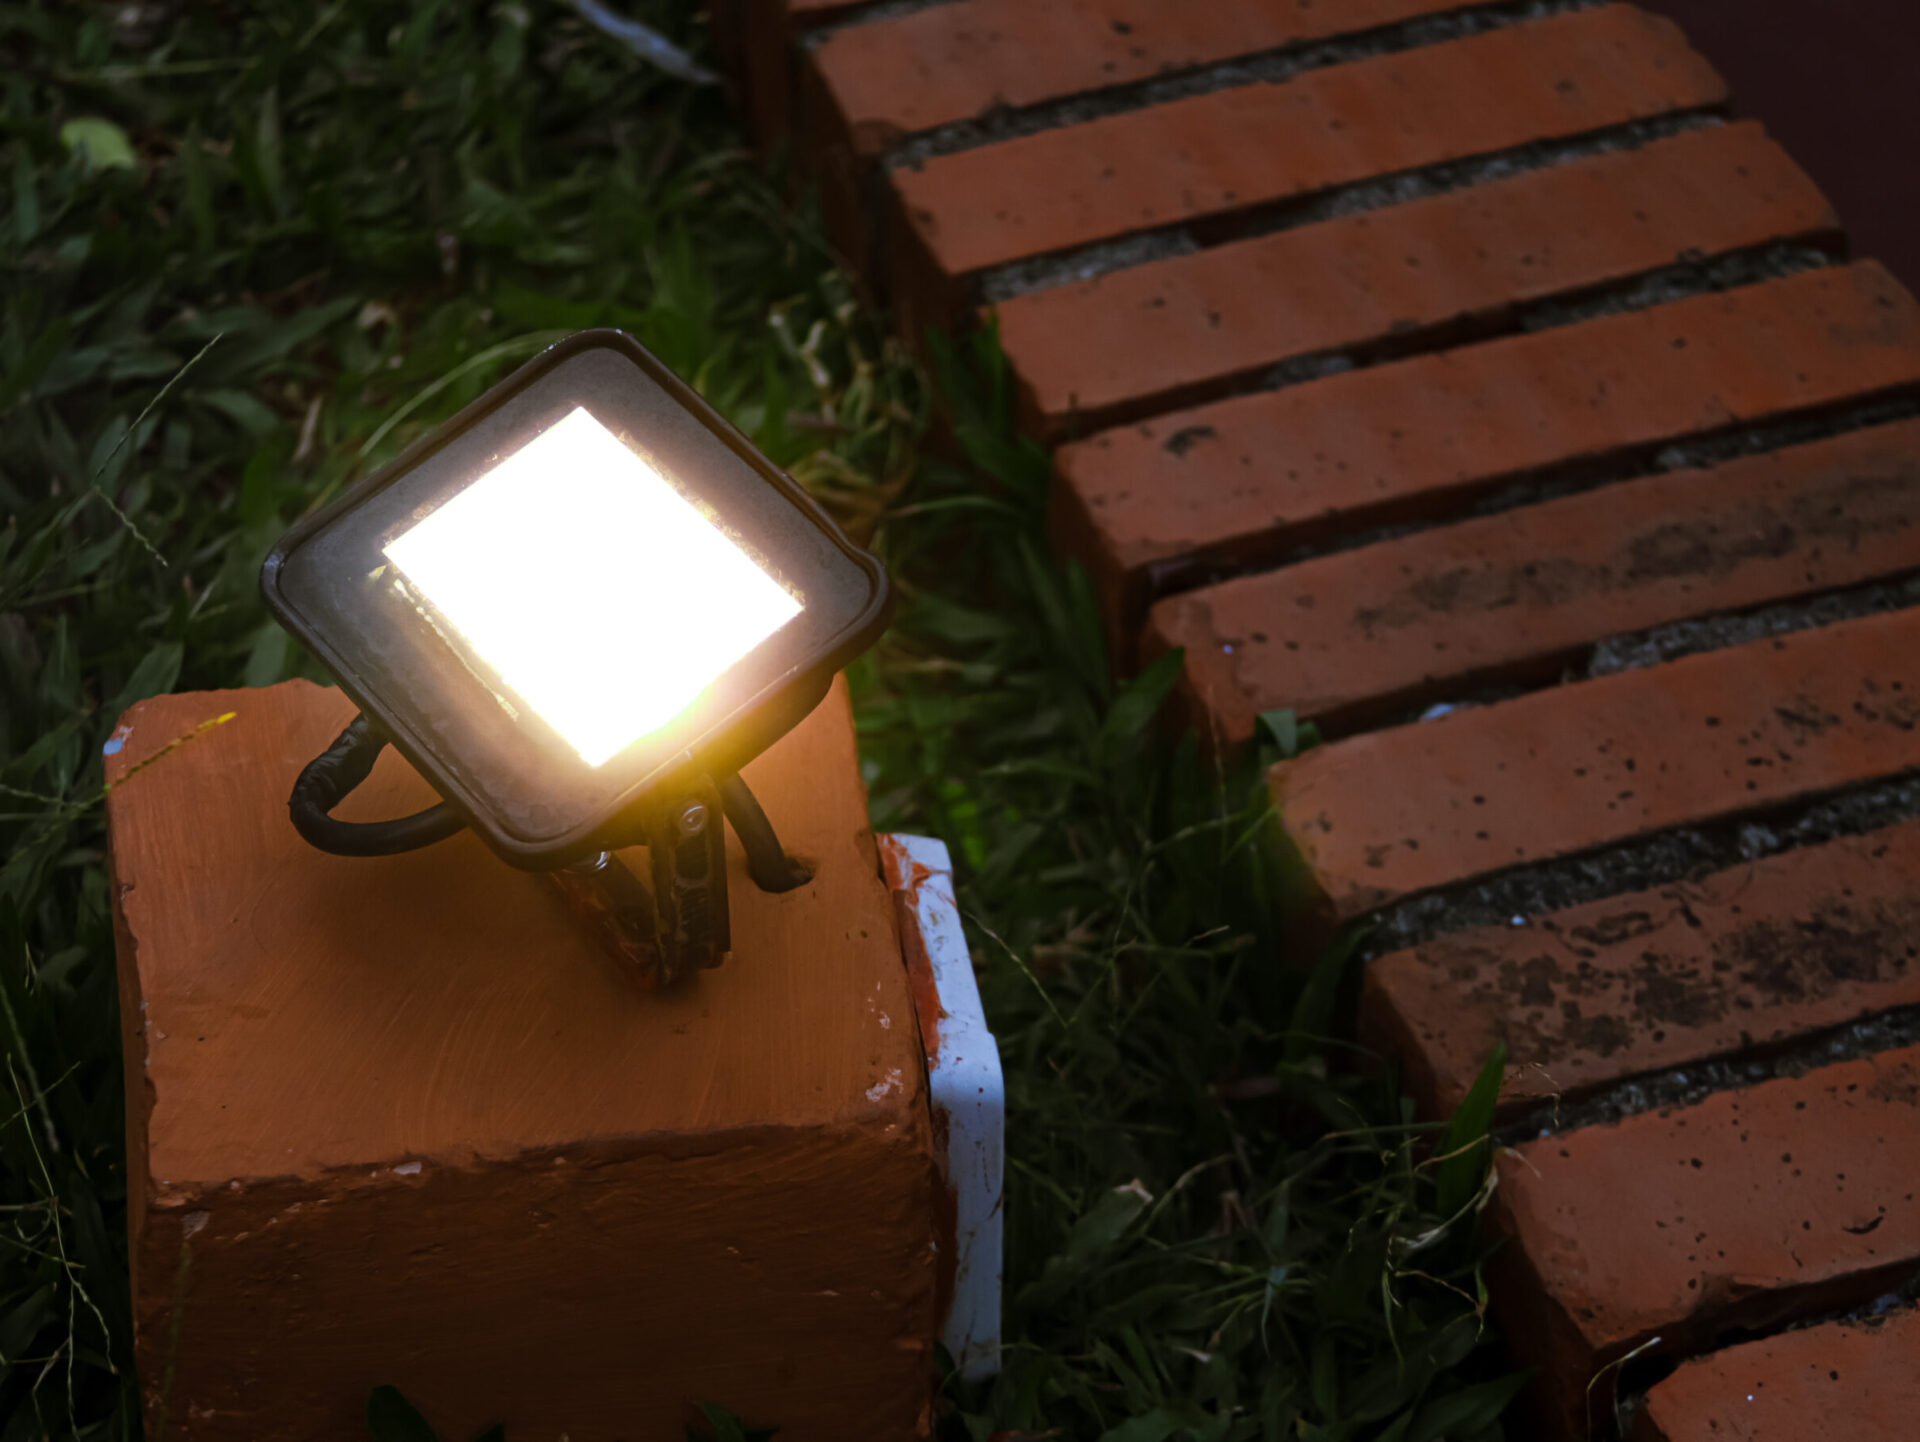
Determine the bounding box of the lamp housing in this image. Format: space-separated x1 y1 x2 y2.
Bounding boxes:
260 329 890 874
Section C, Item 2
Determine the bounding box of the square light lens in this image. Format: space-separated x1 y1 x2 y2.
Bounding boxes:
383 406 803 767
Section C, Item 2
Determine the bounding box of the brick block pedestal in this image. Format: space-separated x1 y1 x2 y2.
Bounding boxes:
106 678 939 1440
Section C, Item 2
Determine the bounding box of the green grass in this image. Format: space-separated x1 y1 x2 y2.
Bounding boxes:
0 3 1514 1438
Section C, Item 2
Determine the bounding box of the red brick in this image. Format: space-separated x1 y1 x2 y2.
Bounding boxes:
889 5 1726 323
1490 1044 1920 1438
998 121 1837 435
1360 821 1920 1119
1269 605 1920 928
1632 1305 1920 1442
808 0 1472 155
1054 262 1920 645
1153 418 1920 748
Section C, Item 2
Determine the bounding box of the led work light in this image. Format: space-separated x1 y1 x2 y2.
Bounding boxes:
261 331 891 986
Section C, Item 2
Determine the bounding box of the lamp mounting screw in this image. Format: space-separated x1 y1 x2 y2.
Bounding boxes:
676 801 709 838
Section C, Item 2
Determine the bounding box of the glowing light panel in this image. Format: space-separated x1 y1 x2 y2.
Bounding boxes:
383 407 802 767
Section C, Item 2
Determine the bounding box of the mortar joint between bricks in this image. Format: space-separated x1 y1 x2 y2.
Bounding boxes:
1511 241 1838 336
879 0 1605 169
1667 1271 1920 1354
1367 772 1920 958
1496 1002 1920 1142
1607 1273 1920 1442
1588 571 1920 680
1356 570 1920 734
1239 240 1839 397
973 111 1728 307
1143 393 1920 611
1460 394 1920 532
1610 1273 1920 1442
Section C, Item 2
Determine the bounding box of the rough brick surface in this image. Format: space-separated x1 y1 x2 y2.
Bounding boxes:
1491 1044 1920 1439
1360 822 1920 1118
1270 604 1920 928
1152 418 1920 746
808 0 1471 154
998 121 1837 434
1632 1304 1920 1442
1054 261 1920 645
107 680 936 1440
890 5 1727 320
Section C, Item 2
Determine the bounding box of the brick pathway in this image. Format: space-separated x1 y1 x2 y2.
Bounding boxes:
711 2 1920 1434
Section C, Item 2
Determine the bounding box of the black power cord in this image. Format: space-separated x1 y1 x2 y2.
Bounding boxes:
288 715 811 897
716 772 812 893
288 715 467 857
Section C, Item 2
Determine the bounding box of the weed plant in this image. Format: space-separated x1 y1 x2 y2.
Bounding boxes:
0 3 1513 1438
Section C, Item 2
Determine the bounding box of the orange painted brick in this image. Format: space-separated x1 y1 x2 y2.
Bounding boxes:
889 5 1726 317
1361 821 1920 1119
1054 262 1920 645
1152 418 1920 747
998 121 1837 435
1632 1305 1920 1442
809 0 1471 154
1490 1044 1920 1438
106 680 936 1438
1270 605 1920 927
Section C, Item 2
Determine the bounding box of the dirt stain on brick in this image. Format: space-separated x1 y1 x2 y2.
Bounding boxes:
1631 951 1728 1030
1773 697 1842 739
1163 425 1218 458
1720 897 1919 1003
1866 1063 1920 1107
1850 675 1920 732
1345 468 1920 636
1422 893 1920 1072
1353 557 1601 634
1570 909 1659 949
1558 1006 1635 1059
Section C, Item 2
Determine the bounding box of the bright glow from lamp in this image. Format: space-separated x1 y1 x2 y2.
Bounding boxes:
383 407 803 767
262 329 891 987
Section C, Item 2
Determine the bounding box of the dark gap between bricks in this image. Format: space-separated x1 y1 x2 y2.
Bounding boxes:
1353 570 1920 737
1020 213 1821 444
1610 1268 1920 1438
875 0 1604 168
978 110 1725 309
1140 391 1920 615
1367 770 1920 959
1587 572 1920 679
1494 1002 1920 1142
